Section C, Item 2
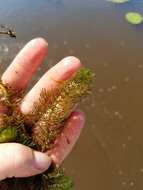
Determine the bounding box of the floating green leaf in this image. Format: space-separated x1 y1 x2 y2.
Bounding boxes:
125 12 143 25
107 0 130 4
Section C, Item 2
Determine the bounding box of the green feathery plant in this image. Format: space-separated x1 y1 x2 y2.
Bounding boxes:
0 67 94 190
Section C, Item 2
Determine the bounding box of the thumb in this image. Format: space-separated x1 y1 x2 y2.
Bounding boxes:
0 143 51 180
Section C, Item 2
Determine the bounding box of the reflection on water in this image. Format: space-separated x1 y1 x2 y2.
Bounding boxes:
0 0 143 189
46 0 65 7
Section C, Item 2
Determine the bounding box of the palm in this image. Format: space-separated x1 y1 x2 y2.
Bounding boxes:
0 38 84 179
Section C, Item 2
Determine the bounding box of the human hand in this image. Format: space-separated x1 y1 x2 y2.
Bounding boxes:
0 38 85 180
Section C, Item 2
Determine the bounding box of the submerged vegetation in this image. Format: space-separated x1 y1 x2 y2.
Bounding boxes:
0 67 94 190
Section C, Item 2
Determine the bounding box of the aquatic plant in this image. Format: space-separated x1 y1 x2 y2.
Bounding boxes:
106 0 130 4
0 67 94 190
125 12 143 25
106 0 143 26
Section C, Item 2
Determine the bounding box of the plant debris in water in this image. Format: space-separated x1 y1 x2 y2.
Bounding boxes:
0 24 16 38
0 67 94 190
106 0 130 4
125 12 143 25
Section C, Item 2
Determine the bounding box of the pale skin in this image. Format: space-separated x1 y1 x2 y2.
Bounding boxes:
0 38 85 180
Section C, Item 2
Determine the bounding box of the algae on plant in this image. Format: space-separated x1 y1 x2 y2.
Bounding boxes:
31 68 94 151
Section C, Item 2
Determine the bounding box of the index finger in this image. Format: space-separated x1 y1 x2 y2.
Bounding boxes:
1 38 48 91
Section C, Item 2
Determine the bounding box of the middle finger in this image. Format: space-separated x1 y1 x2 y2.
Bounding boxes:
20 56 81 114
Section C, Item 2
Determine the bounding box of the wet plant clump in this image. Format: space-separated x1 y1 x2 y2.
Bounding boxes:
0 67 94 190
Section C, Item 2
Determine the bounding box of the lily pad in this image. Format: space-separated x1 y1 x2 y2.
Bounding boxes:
125 12 143 25
107 0 130 4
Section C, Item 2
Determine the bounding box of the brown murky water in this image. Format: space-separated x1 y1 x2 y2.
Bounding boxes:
0 0 143 189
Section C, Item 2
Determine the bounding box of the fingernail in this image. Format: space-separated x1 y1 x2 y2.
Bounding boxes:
70 111 85 125
33 151 51 171
48 56 81 82
29 38 48 48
